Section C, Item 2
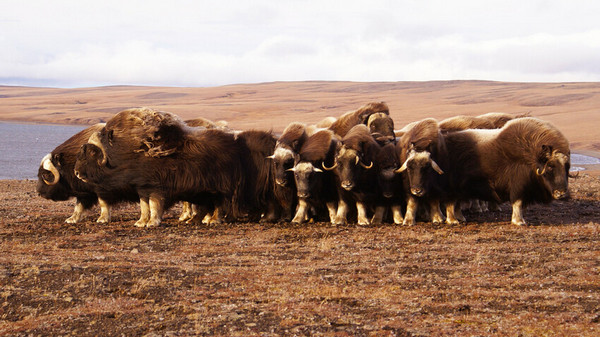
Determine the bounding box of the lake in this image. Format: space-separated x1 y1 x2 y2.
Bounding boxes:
0 122 86 180
0 122 598 180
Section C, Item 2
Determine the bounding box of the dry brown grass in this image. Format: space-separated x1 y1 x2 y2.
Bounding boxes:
1 175 600 336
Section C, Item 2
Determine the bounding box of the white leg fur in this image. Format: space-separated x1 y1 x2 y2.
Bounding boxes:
96 198 111 223
403 196 418 226
179 202 192 222
146 195 164 228
333 199 348 225
511 199 526 226
430 200 444 224
446 202 459 225
135 198 150 227
65 202 84 224
326 202 337 224
392 205 403 225
356 201 370 226
292 199 309 224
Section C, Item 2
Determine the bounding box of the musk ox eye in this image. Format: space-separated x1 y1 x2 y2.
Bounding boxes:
42 172 54 182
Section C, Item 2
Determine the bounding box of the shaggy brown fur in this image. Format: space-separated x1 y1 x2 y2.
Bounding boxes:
367 112 395 145
278 122 308 152
477 112 529 128
328 102 389 137
185 117 228 130
438 115 495 132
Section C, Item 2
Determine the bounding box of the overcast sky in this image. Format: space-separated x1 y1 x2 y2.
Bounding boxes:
2 0 600 87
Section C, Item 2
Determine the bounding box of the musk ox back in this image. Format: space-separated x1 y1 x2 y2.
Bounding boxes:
37 123 108 223
438 115 495 132
74 108 245 228
328 102 389 137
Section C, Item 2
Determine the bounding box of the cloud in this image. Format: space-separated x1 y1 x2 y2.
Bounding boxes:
2 0 600 87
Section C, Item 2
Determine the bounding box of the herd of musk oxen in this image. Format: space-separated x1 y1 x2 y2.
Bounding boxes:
37 102 573 228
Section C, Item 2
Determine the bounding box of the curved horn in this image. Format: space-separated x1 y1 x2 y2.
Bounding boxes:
286 167 296 172
41 154 60 185
536 166 546 176
88 132 107 165
431 159 444 175
266 154 275 159
568 170 580 178
360 161 373 169
394 159 408 173
322 161 338 171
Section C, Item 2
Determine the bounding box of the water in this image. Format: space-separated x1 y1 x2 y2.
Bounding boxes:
0 122 86 180
0 122 598 179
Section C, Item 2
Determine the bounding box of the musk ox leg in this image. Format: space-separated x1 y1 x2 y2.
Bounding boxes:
511 199 526 226
135 197 151 228
146 195 165 228
65 201 85 224
326 202 338 224
488 201 501 211
371 206 385 225
392 205 403 225
430 200 444 224
356 201 370 226
203 207 222 225
403 196 418 226
333 199 349 225
292 199 309 224
445 202 460 225
469 199 484 213
179 202 194 222
96 198 111 223
455 205 466 222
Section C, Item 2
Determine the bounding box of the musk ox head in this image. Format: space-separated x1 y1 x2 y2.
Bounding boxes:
270 145 298 187
288 162 323 198
376 143 402 199
37 153 70 200
396 145 444 197
325 145 373 191
535 145 570 200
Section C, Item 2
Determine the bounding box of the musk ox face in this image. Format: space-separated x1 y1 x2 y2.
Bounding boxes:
396 148 444 197
37 153 70 201
328 146 373 191
271 146 297 187
536 145 570 200
289 162 323 198
74 142 107 184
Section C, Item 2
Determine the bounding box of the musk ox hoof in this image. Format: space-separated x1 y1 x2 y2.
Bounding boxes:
357 218 370 226
65 216 79 224
512 220 527 226
446 219 460 226
134 220 147 228
96 217 109 224
402 218 416 226
145 219 161 228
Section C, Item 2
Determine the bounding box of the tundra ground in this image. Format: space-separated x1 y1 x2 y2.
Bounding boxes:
1 175 599 336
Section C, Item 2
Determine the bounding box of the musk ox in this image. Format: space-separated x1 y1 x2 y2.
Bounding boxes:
372 141 405 224
367 112 396 145
324 124 379 225
328 102 389 137
289 129 340 224
235 130 287 222
74 107 245 228
37 123 113 223
268 122 309 221
396 118 448 226
442 117 571 226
